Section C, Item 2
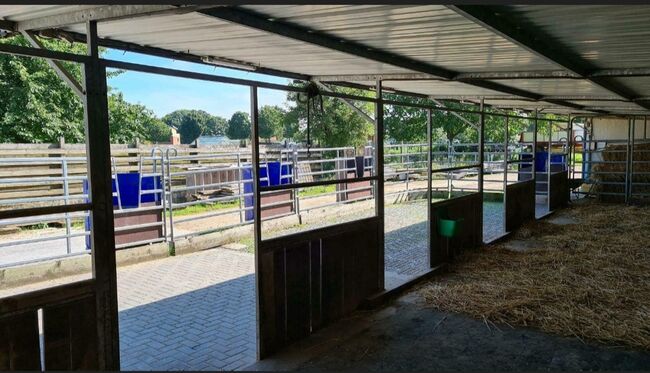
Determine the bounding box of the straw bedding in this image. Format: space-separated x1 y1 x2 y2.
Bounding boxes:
419 200 650 349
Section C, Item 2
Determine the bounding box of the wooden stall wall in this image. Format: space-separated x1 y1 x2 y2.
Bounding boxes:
0 280 100 370
430 192 483 267
549 171 570 210
505 180 536 232
257 217 381 358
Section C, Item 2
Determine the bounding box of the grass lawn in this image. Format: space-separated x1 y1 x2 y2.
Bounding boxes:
298 184 336 197
173 200 239 217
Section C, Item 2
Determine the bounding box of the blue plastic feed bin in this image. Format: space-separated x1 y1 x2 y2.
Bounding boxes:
83 173 162 249
243 162 293 221
535 152 567 173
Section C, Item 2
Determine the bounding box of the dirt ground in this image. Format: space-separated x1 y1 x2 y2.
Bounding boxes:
248 293 650 372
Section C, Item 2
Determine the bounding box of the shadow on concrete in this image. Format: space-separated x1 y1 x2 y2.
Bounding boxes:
119 273 256 371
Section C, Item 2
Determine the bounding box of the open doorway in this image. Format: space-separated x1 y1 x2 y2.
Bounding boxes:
104 63 259 370
382 104 430 288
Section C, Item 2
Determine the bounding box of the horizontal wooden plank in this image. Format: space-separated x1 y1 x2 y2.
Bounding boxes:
259 216 380 254
0 279 95 316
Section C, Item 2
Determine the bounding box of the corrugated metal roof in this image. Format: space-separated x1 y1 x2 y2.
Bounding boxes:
0 5 97 21
485 79 621 98
509 5 650 70
1 5 649 115
242 5 557 73
64 12 412 76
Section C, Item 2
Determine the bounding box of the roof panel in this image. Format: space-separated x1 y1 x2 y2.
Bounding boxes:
488 79 621 98
65 12 412 76
244 5 557 73
0 5 98 21
376 79 504 97
2 5 650 115
510 5 650 70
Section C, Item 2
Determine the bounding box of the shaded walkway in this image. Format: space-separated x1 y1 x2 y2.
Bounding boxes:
118 249 256 371
248 294 650 371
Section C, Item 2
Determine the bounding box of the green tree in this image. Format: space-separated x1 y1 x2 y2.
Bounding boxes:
0 35 85 143
284 82 374 147
162 109 227 142
205 115 228 136
146 119 172 143
0 34 167 144
108 91 166 143
258 105 285 142
226 111 251 140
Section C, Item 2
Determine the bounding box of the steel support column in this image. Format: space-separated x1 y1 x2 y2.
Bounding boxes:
375 79 385 290
84 20 119 370
532 109 538 190
426 108 433 267
250 85 263 359
503 115 509 230
478 99 485 242
547 118 552 212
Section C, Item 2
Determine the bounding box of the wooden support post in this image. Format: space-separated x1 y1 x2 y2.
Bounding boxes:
375 79 385 290
84 20 119 370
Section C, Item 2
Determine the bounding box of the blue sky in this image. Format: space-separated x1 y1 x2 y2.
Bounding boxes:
104 49 291 119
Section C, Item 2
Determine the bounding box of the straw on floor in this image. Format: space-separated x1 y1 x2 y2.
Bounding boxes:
418 200 650 350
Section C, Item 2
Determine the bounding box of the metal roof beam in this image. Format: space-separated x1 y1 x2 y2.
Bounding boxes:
448 5 650 112
315 68 650 82
21 30 84 98
313 73 440 82
198 7 456 80
52 29 310 81
314 82 374 125
200 6 597 113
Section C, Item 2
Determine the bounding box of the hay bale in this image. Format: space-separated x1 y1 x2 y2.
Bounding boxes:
589 142 650 203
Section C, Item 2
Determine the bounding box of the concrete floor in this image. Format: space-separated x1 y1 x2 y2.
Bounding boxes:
248 293 650 372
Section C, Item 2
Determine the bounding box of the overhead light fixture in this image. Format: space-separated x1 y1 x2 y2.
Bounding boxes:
201 56 257 72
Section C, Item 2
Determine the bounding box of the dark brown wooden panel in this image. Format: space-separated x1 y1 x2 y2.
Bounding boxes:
505 180 536 232
309 240 322 331
257 248 286 358
0 310 40 371
430 193 483 267
284 242 311 342
549 171 570 210
43 294 99 370
257 217 381 358
321 235 346 324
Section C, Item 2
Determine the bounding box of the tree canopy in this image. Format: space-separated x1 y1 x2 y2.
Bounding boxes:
283 83 374 148
226 111 251 140
162 109 227 144
258 105 286 142
0 35 171 144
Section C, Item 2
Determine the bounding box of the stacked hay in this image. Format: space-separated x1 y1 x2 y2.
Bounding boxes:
418 201 650 350
589 142 650 203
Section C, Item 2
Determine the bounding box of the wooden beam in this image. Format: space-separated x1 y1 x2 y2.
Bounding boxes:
84 20 119 370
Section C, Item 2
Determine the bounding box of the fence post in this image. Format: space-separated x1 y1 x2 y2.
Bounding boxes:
62 158 72 254
292 146 301 224
237 153 244 223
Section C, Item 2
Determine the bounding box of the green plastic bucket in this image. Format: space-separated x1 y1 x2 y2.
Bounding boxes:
438 218 462 238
